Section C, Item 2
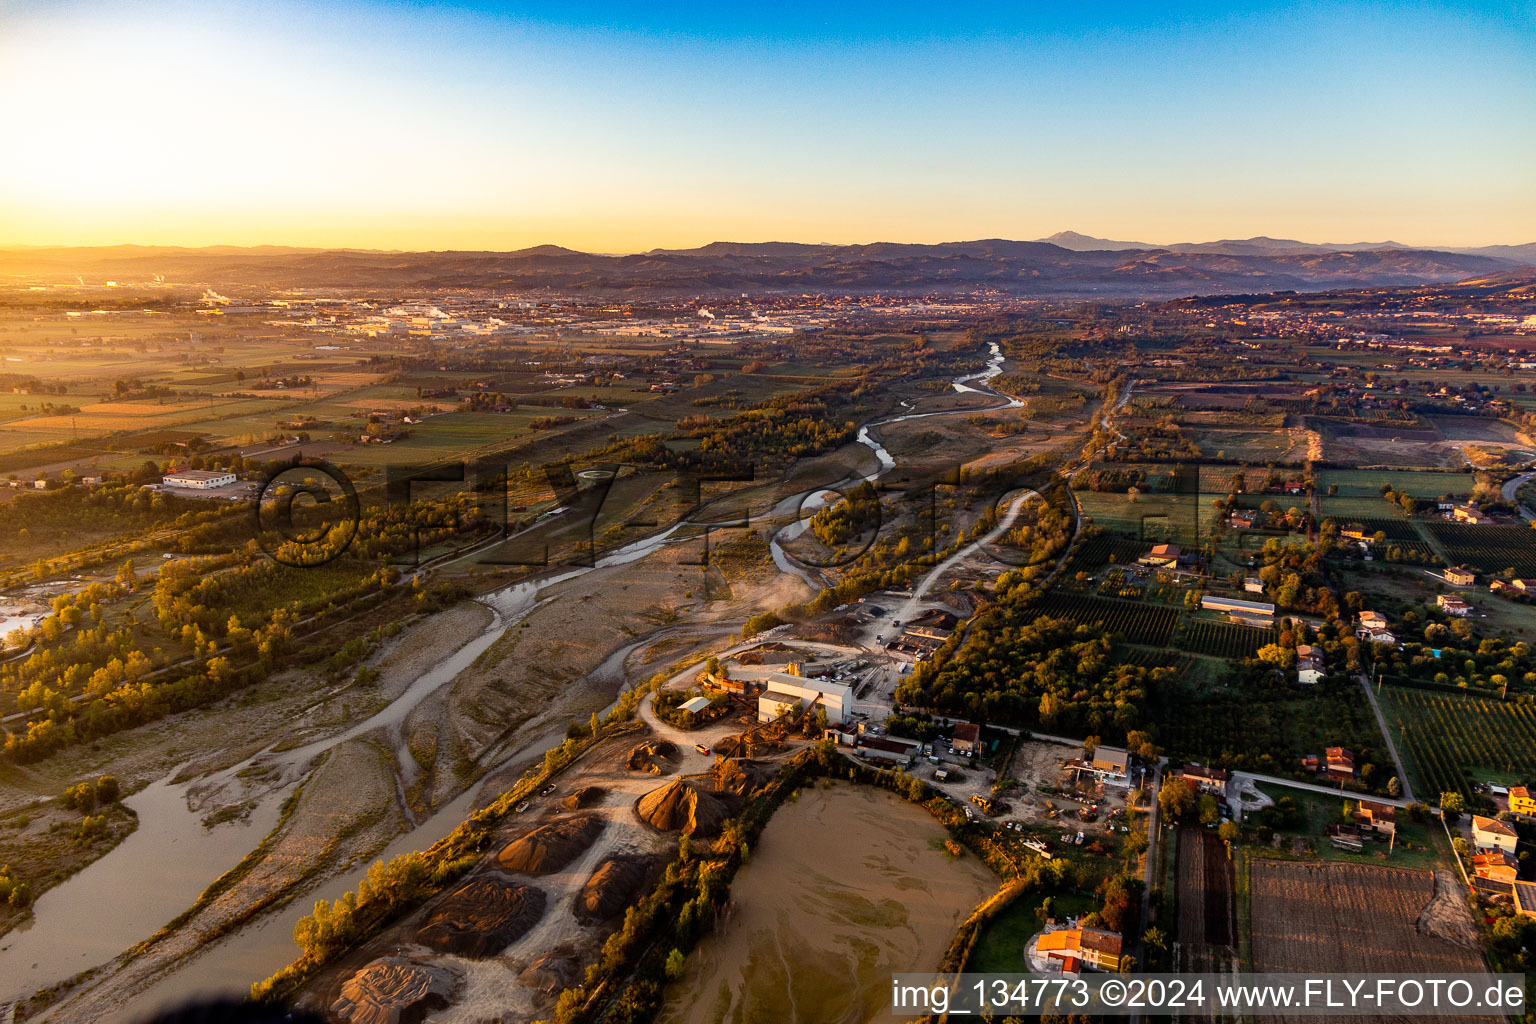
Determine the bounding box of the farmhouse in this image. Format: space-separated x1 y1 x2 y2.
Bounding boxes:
1173 764 1229 797
1243 577 1265 594
1436 594 1472 617
1357 610 1388 631
1354 800 1396 835
1201 594 1275 625
1295 644 1324 685
1509 785 1535 817
756 673 853 725
1035 926 1127 973
161 470 237 489
951 721 981 756
1450 504 1493 525
1471 816 1518 854
1139 543 1181 567
1324 746 1355 780
1443 566 1476 586
1228 510 1258 530
1473 849 1519 884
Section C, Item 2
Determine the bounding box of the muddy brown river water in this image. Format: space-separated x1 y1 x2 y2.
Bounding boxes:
658 783 996 1024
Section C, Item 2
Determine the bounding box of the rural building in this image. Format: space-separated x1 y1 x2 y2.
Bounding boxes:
1354 800 1396 835
1295 644 1324 684
1138 543 1180 567
1437 594 1472 617
1173 764 1229 797
1471 815 1519 854
1228 511 1258 530
1357 610 1388 630
1473 850 1519 884
1509 785 1535 816
1201 594 1275 624
678 695 713 720
755 673 853 725
699 670 757 696
1325 747 1355 779
856 735 919 764
1036 927 1127 973
1243 577 1265 594
1516 881 1536 920
1086 748 1130 785
952 721 981 755
1450 504 1493 525
162 470 237 489
1444 567 1476 586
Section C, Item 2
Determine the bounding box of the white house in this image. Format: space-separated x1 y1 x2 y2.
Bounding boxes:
1471 815 1519 854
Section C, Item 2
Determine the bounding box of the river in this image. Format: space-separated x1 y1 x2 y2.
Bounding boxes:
1 340 1017 1017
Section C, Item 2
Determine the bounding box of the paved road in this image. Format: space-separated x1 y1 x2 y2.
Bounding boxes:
1229 769 1412 808
1501 470 1536 521
1357 672 1416 804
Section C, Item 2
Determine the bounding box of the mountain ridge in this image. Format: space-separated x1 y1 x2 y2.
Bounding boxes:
1 238 1529 300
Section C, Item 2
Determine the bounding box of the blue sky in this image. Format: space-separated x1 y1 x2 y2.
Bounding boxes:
2 0 1532 248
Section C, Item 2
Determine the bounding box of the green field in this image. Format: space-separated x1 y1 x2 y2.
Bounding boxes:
1249 784 1443 871
1318 469 1476 500
1378 687 1536 801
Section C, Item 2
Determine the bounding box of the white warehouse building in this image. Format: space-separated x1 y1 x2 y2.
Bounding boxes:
756 672 853 725
161 470 237 489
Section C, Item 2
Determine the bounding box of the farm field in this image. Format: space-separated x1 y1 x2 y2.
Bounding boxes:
1074 490 1225 547
1318 469 1476 499
1317 496 1406 519
1023 591 1180 646
1420 521 1536 576
1249 861 1490 1023
1377 688 1536 800
1183 425 1314 462
1173 827 1237 974
1177 618 1275 659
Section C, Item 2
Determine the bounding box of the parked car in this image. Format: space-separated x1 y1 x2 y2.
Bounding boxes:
695 743 711 755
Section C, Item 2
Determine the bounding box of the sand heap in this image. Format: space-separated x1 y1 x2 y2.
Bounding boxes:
332 957 460 1024
561 785 606 810
626 739 678 774
498 815 604 875
575 856 651 923
414 874 546 957
635 778 728 836
519 950 582 995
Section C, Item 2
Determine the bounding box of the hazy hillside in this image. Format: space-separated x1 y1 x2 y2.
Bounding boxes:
0 239 1522 299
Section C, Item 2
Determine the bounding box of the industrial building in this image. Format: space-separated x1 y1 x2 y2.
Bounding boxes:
756 672 853 725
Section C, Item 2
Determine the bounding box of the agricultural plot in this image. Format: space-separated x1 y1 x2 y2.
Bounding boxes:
1326 514 1420 542
1174 827 1237 974
1116 648 1195 677
1177 619 1275 659
1319 469 1476 500
1378 688 1536 800
1249 862 1488 1017
1065 533 1147 572
1023 592 1180 646
1074 490 1225 546
1420 521 1536 576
